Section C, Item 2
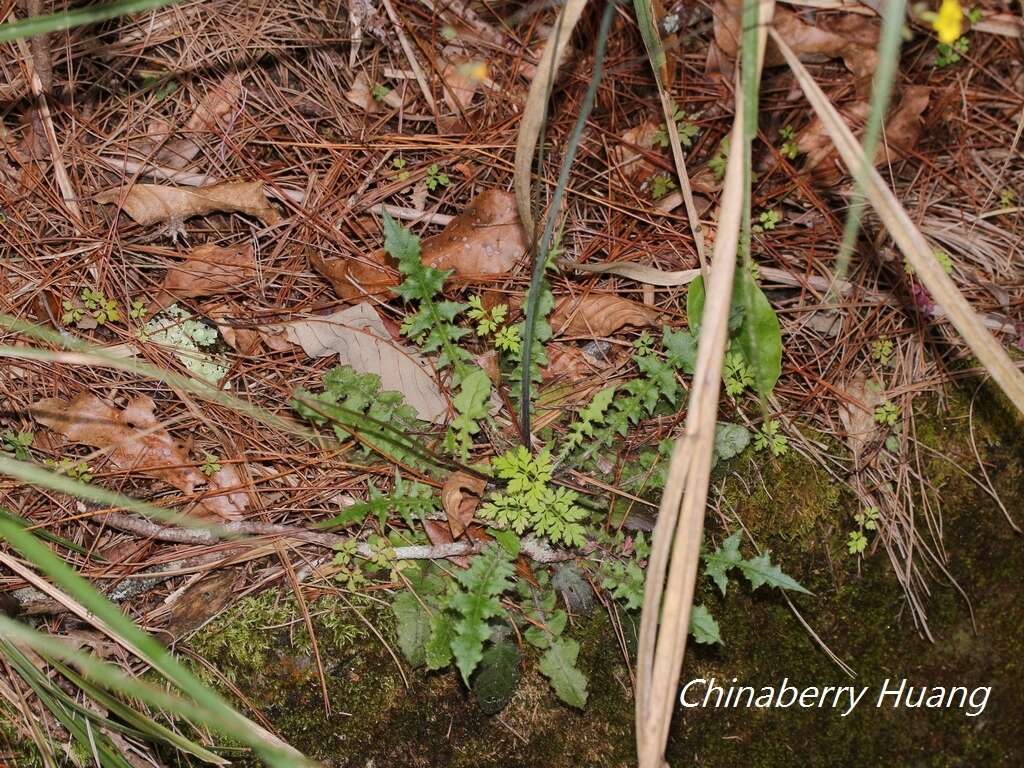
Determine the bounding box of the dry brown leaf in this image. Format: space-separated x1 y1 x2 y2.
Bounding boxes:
32 393 248 520
312 189 523 303
713 1 878 80
421 188 526 275
267 303 447 423
346 71 405 113
309 249 396 302
96 180 280 227
167 570 240 636
551 295 660 337
610 120 661 181
541 343 605 381
150 243 256 313
441 471 487 539
799 86 929 181
439 55 485 113
837 376 886 463
423 518 469 567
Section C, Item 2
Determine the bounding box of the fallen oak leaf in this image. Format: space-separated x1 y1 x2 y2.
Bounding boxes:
420 188 526 276
149 243 257 314
311 188 526 302
31 393 247 520
96 180 281 227
266 302 448 423
550 294 660 337
442 471 487 539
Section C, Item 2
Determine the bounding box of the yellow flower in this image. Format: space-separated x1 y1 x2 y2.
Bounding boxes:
934 0 964 44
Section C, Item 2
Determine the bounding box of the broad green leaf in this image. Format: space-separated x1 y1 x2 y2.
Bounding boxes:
702 531 744 596
425 611 455 670
539 638 588 708
472 640 521 714
391 592 430 668
713 422 750 465
735 269 782 395
738 551 811 594
689 605 722 645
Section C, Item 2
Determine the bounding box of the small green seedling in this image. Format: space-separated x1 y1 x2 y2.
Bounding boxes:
874 401 900 427
779 124 799 160
391 157 410 181
753 209 781 233
129 299 148 320
201 453 222 477
871 336 894 366
46 458 93 483
753 419 789 457
1 431 34 461
708 137 729 181
999 188 1016 209
425 163 450 191
632 330 655 357
371 83 390 102
654 105 699 149
848 505 880 556
723 349 754 397
936 36 969 67
494 325 521 354
651 175 676 200
466 295 507 336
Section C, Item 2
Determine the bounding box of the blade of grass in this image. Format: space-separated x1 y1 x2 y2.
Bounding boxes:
829 0 907 297
635 1 775 764
633 0 708 272
513 0 589 237
0 0 180 42
771 28 1024 416
0 519 314 766
519 0 615 443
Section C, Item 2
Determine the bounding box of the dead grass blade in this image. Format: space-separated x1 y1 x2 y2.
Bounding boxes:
770 29 1024 417
633 0 708 271
513 0 589 237
636 2 775 765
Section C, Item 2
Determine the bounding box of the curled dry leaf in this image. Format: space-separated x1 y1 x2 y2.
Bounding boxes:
423 518 469 567
551 294 660 337
167 569 241 636
96 180 280 227
150 243 256 313
267 302 447 423
798 86 929 182
713 0 879 81
442 471 487 539
836 375 886 463
311 188 525 302
31 393 248 520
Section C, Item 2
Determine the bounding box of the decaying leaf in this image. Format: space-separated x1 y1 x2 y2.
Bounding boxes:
268 303 448 423
423 518 469 567
311 189 525 302
310 249 397 303
96 180 280 227
150 243 257 313
31 393 248 519
550 295 660 337
799 86 930 181
167 569 240 636
836 375 885 461
439 55 486 113
442 471 487 539
346 71 406 113
609 120 661 182
421 188 526 275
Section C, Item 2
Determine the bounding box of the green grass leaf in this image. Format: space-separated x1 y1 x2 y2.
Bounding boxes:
0 0 180 43
735 269 782 395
